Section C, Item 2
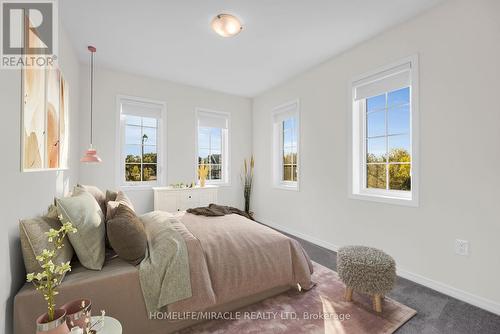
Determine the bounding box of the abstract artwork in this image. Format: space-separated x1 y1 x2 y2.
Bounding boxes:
22 66 69 171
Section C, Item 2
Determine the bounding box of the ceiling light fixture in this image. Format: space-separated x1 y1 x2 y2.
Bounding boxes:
211 14 243 37
81 45 102 163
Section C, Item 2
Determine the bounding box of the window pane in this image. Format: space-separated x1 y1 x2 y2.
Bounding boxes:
292 165 298 181
389 164 411 191
143 127 157 146
125 164 142 182
367 137 386 162
125 125 142 144
367 164 386 189
210 153 221 164
367 110 385 138
143 145 157 163
211 135 222 152
198 127 210 149
142 164 157 181
283 147 295 164
142 117 157 128
125 145 141 163
210 128 222 151
125 115 141 126
388 105 410 135
210 164 222 180
198 149 209 164
283 165 292 181
388 135 411 162
388 87 409 107
283 128 293 147
283 118 294 132
367 94 386 112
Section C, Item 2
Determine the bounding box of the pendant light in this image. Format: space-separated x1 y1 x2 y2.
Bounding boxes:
80 45 102 163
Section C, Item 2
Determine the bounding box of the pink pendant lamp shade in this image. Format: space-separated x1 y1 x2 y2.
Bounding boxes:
81 45 102 163
81 146 102 163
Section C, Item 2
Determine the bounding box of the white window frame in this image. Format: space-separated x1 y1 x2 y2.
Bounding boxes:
194 108 230 186
116 95 167 190
349 55 419 206
272 99 300 191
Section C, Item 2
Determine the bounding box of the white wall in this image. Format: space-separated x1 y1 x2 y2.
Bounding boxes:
252 0 500 313
78 67 252 214
0 26 81 333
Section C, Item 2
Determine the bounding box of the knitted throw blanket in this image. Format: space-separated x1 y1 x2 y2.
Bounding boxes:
187 204 254 220
139 211 192 313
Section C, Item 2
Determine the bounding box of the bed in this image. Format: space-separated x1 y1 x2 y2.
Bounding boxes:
14 212 314 334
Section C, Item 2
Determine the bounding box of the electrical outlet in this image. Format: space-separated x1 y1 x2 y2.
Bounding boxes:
455 239 469 256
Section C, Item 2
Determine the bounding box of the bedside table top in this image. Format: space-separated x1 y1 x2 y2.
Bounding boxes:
90 316 122 334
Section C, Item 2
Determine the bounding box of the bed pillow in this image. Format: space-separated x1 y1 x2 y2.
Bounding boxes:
75 184 107 217
19 215 74 274
107 204 147 265
106 190 118 203
56 190 105 270
106 191 134 220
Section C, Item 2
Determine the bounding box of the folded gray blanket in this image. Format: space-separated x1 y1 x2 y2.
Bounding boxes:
187 204 254 220
139 211 192 313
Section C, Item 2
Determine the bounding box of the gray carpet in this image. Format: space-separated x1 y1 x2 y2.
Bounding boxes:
282 232 500 334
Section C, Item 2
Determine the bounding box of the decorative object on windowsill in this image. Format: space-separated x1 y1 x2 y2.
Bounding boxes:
81 45 102 163
241 156 254 214
62 298 92 331
27 219 78 333
198 165 209 187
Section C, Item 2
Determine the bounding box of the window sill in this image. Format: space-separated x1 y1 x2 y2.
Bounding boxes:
23 167 70 173
120 184 160 191
274 183 299 192
349 192 418 207
204 181 230 187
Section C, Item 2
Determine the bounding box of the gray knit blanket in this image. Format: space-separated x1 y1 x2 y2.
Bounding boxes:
138 211 192 313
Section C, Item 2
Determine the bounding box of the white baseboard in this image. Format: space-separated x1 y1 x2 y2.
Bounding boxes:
256 216 500 316
396 269 500 316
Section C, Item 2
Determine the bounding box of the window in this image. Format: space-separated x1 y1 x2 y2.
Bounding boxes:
273 100 300 190
117 96 166 187
351 57 418 206
196 109 230 184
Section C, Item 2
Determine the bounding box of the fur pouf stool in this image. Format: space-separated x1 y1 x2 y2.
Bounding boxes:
337 245 396 313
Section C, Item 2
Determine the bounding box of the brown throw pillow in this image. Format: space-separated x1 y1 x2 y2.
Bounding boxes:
106 191 134 221
106 204 146 265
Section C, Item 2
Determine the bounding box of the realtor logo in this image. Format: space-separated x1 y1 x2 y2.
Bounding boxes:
1 0 58 68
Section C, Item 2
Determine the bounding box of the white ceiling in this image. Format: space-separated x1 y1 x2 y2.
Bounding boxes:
61 0 443 97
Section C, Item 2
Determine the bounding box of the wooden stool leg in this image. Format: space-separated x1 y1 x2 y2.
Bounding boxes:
373 294 382 313
345 287 353 302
